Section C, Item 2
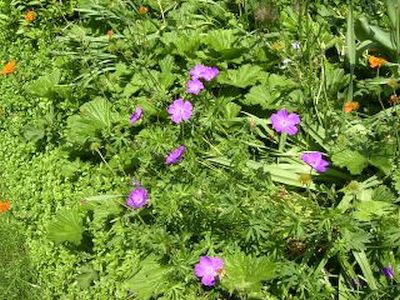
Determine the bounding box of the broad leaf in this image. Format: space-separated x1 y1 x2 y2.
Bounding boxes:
332 149 368 175
218 65 264 88
222 253 277 296
47 208 83 246
125 256 167 300
66 98 114 145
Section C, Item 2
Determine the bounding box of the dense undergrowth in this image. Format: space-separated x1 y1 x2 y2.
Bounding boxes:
1 0 400 299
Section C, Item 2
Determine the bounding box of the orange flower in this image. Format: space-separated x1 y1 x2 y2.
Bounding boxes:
1 60 16 75
107 29 113 40
368 55 387 68
25 10 36 22
0 200 11 213
389 94 400 105
138 5 149 14
343 101 360 113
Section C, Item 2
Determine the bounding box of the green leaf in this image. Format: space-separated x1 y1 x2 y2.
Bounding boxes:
125 256 167 300
332 149 368 175
66 98 114 145
47 208 83 246
26 69 61 98
218 65 264 88
205 29 238 52
354 200 394 221
355 17 396 51
353 250 377 290
346 3 356 67
75 265 98 289
372 186 395 203
242 85 278 109
222 253 277 296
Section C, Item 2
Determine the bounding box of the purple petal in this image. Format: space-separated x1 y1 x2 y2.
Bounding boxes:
201 275 216 286
210 257 224 270
167 98 193 124
381 267 395 279
165 145 186 165
126 187 149 209
189 64 207 80
186 79 204 95
300 151 329 173
129 107 143 125
270 109 301 135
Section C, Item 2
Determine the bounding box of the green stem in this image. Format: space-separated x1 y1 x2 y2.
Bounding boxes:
278 133 287 153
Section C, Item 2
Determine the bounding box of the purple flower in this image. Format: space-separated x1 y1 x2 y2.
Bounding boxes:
167 98 193 124
300 151 329 173
129 107 143 125
166 145 186 165
194 256 224 287
201 66 219 81
381 266 395 279
186 79 204 95
126 187 149 209
189 64 219 81
270 109 301 135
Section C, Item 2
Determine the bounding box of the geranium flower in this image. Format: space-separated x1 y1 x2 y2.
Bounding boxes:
270 109 301 135
368 55 387 68
186 79 204 95
167 98 192 124
165 145 186 165
126 187 149 209
300 151 329 173
194 256 224 286
343 101 359 113
1 60 16 75
381 266 395 279
189 64 219 81
0 200 11 213
130 107 143 125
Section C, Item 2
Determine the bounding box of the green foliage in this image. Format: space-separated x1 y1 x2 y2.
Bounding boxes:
222 253 277 297
66 98 117 146
125 256 168 300
0 217 40 299
47 208 84 246
1 0 400 299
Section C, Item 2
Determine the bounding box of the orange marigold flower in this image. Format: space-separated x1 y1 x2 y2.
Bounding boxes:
1 60 16 75
107 29 113 40
368 55 387 68
0 200 11 213
389 94 400 105
343 101 360 113
25 10 36 22
138 6 149 14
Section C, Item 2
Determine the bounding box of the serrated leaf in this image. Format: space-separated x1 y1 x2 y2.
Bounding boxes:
332 149 368 175
372 186 395 203
125 256 167 300
66 98 114 145
76 265 98 289
218 65 263 88
242 85 277 109
47 208 83 246
354 200 394 221
26 69 61 98
205 29 238 52
222 253 277 296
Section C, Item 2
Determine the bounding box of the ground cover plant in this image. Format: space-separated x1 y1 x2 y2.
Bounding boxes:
1 0 400 299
